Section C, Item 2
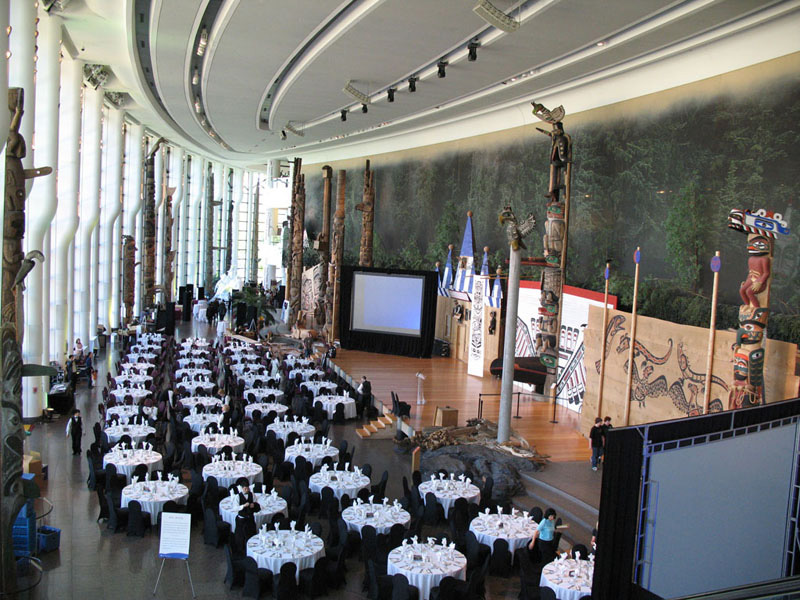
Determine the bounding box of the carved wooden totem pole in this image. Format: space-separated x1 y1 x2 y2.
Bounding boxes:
289 159 305 328
727 209 790 409
162 187 175 302
204 167 216 292
532 102 572 375
356 159 375 267
122 235 137 325
1 88 51 594
313 166 332 330
142 138 165 310
327 170 346 342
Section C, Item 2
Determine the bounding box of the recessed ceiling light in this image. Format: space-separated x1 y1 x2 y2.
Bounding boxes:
596 41 606 47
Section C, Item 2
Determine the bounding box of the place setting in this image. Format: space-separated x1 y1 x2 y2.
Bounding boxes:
308 463 370 501
121 473 188 522
102 442 163 481
341 496 411 534
202 454 263 488
387 536 467 600
419 473 481 517
246 522 325 580
266 415 316 442
540 552 594 600
283 437 339 468
218 487 287 532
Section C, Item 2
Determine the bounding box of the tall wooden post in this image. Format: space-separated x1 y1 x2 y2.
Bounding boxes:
623 247 641 426
142 137 165 310
597 261 611 419
161 187 175 302
702 252 721 414
204 166 216 292
122 235 136 325
329 170 346 342
315 166 332 325
289 170 305 328
356 159 375 267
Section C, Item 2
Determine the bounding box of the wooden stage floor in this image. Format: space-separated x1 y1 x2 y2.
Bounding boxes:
332 349 591 463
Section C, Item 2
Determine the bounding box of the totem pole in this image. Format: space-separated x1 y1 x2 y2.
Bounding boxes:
532 102 572 375
224 172 234 274
162 187 175 303
289 161 305 328
204 167 216 292
327 170 346 343
356 159 375 267
122 235 137 325
314 166 332 329
727 209 790 409
142 137 166 310
1 88 51 594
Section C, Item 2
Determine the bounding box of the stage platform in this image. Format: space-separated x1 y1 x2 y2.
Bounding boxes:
331 349 592 463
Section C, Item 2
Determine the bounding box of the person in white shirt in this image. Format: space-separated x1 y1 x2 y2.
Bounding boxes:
65 409 83 456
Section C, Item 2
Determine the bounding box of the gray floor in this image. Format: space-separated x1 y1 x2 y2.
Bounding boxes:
20 320 529 599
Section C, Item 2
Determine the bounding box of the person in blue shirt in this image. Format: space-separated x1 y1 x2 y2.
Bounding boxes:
528 508 558 563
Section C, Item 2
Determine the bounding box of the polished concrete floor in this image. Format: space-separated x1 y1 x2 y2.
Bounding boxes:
21 321 529 599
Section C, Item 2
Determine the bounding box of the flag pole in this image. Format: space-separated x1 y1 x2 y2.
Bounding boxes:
623 247 641 426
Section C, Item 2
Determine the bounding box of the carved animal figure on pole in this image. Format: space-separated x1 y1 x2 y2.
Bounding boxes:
122 235 137 325
289 160 305 328
1 88 52 594
314 166 332 318
142 137 166 310
162 187 175 302
356 159 375 267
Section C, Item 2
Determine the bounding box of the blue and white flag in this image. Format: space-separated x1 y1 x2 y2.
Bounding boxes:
490 273 503 308
439 246 453 296
481 248 492 304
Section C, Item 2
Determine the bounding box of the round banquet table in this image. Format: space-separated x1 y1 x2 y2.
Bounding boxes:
267 420 315 442
121 481 188 523
126 352 158 363
192 433 245 455
229 353 260 364
243 388 284 403
113 373 152 387
103 448 163 482
104 424 156 445
120 362 153 374
284 441 339 468
179 396 223 411
419 479 481 518
109 388 152 403
539 558 594 600
130 343 160 353
176 357 211 368
245 402 287 420
289 368 324 382
247 530 324 582
202 460 263 489
178 349 210 359
106 405 157 421
175 368 212 379
309 470 370 502
176 381 215 395
219 491 287 532
342 502 411 535
183 413 222 433
181 338 209 348
285 356 315 369
387 543 467 600
237 373 278 388
468 512 538 555
315 395 357 420
300 381 337 397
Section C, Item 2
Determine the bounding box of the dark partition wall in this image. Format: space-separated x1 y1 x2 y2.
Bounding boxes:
339 266 437 358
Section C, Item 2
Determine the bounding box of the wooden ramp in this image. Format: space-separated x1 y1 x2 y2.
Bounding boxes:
355 413 396 440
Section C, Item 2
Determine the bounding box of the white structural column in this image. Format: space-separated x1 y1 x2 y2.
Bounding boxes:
102 106 124 329
78 87 103 345
56 56 82 361
497 245 522 443
170 148 185 297
125 124 143 314
153 146 164 291
8 0 35 184
21 11 61 418
188 155 203 287
230 168 243 274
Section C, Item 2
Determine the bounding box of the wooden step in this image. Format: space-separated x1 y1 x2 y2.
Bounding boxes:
355 428 372 439
381 413 396 422
377 416 394 426
365 424 378 433
372 420 386 430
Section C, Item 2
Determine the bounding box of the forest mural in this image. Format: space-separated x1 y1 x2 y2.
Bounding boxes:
301 61 800 343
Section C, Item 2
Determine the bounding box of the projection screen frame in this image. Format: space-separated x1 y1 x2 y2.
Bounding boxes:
349 271 425 337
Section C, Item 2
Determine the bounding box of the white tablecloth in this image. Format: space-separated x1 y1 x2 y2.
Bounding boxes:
203 460 263 489
229 353 260 364
469 512 537 555
178 349 210 359
309 470 370 502
114 374 152 386
247 530 325 581
193 301 208 322
176 358 211 368
109 388 152 403
285 356 315 369
300 381 337 397
540 558 594 600
126 352 157 363
184 413 222 433
179 396 223 411
243 388 284 403
289 369 325 382
130 343 160 353
267 420 315 442
192 434 245 455
387 544 467 600
342 503 411 535
237 373 279 388
107 405 157 421
103 449 163 482
121 482 188 522
419 480 481 518
176 381 215 395
104 424 156 445
175 368 212 380
284 442 339 468
181 338 210 348
120 362 153 374
315 395 357 420
245 402 287 419
219 492 287 532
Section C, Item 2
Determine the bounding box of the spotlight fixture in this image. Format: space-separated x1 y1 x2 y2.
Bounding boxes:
343 80 370 104
467 41 480 62
340 109 347 122
437 60 448 78
192 67 199 85
194 96 202 113
280 130 287 141
387 87 395 102
473 0 519 33
361 103 368 114
408 77 417 92
196 27 208 56
285 123 304 137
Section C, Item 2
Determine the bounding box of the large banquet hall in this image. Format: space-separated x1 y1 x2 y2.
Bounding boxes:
1 1 799 599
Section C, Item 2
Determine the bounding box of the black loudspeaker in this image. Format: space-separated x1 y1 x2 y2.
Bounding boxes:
198 287 205 300
276 285 286 305
235 302 247 327
433 338 450 357
156 302 176 336
182 285 194 322
246 306 257 328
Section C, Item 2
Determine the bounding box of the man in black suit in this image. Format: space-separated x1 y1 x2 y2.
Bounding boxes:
357 376 372 417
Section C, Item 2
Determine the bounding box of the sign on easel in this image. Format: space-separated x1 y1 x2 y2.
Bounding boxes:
153 512 195 597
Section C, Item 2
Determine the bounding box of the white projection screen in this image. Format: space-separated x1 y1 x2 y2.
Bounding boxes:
350 272 424 337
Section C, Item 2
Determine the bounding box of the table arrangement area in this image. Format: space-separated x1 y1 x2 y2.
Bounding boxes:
419 474 481 517
219 489 287 532
202 455 263 488
540 555 594 600
342 498 411 534
246 525 325 582
387 538 467 600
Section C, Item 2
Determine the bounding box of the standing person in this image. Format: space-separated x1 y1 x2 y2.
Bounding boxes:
64 354 75 388
235 479 261 542
302 333 313 358
73 338 84 360
357 375 372 416
84 352 94 389
217 300 227 323
528 508 558 564
589 417 604 471
65 409 83 455
601 416 613 465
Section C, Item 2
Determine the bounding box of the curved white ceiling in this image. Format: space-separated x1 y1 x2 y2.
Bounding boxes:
59 0 800 165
